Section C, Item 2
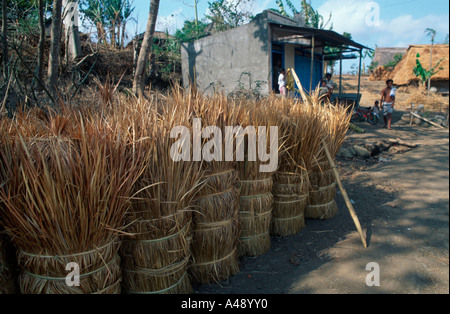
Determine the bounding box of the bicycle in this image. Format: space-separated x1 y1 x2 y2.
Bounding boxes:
351 106 379 125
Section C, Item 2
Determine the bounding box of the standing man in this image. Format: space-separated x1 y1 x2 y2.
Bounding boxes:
380 79 396 129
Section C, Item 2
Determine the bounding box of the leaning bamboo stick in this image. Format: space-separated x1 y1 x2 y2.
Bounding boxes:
321 139 367 249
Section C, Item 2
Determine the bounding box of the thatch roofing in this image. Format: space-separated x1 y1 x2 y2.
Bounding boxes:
373 47 408 67
390 44 449 86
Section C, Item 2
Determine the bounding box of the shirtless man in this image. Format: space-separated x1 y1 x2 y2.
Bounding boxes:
380 79 396 129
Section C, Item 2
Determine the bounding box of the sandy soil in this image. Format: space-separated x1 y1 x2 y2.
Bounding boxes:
194 76 449 295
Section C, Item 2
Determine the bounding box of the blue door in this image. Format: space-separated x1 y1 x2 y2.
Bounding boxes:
294 54 323 93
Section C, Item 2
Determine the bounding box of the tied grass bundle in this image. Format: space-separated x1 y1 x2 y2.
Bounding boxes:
189 93 241 285
303 86 352 220
235 102 283 256
0 108 143 294
121 90 202 294
267 94 324 236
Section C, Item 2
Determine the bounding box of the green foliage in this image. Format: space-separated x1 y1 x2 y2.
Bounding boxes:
274 0 332 29
80 0 134 46
205 0 254 33
424 28 437 44
368 60 378 73
1 0 53 36
383 53 403 70
174 19 210 42
150 33 181 82
413 53 444 86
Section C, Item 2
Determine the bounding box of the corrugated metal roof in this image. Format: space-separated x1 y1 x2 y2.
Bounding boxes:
270 23 370 50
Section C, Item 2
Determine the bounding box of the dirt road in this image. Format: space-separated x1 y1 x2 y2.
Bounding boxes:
195 109 449 294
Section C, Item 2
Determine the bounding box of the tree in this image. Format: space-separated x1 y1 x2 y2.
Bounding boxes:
132 0 159 97
1 0 7 80
206 0 254 32
48 0 63 95
81 0 134 48
81 0 107 43
274 0 332 29
36 0 46 89
175 19 210 42
425 28 436 92
413 53 444 89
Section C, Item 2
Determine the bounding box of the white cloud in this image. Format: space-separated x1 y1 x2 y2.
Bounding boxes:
156 8 184 34
317 0 449 48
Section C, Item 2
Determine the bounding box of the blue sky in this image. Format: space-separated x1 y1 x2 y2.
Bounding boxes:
127 0 448 71
132 0 449 45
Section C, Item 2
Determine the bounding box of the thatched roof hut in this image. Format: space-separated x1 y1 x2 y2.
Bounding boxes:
390 45 449 90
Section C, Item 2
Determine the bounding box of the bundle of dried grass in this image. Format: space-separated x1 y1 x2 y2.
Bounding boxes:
305 99 351 220
0 107 142 294
121 90 202 294
305 161 338 219
269 95 324 236
0 121 18 294
189 93 241 285
236 103 280 256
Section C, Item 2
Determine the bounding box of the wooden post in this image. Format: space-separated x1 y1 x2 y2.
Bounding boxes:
410 103 414 126
445 106 449 128
322 139 368 249
310 35 315 92
338 47 343 100
356 49 363 108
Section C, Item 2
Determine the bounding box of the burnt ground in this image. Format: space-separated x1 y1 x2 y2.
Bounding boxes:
194 109 449 294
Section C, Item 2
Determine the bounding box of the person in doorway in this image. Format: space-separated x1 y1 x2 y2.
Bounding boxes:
278 68 288 96
380 79 396 129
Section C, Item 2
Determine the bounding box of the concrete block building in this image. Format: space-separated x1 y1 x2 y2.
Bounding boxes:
181 10 369 100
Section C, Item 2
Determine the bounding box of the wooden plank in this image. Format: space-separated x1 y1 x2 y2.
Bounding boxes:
387 138 417 148
410 111 446 129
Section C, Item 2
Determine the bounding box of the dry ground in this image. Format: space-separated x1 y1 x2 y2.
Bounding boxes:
194 76 449 295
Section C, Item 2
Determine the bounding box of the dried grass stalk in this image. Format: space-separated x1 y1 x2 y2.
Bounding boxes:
305 161 339 220
271 170 309 236
238 177 273 257
188 93 242 284
0 104 143 293
120 90 201 294
190 170 240 285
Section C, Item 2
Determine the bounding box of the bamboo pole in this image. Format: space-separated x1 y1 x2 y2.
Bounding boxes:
321 139 368 249
310 35 315 92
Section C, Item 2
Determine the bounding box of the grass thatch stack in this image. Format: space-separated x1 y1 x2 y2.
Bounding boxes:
270 95 324 236
391 45 449 86
0 104 143 294
235 102 282 257
121 90 202 294
305 100 351 220
189 93 241 285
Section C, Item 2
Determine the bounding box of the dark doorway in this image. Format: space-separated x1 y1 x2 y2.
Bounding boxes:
272 43 284 93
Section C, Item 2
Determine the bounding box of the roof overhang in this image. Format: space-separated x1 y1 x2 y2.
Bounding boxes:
270 23 370 51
